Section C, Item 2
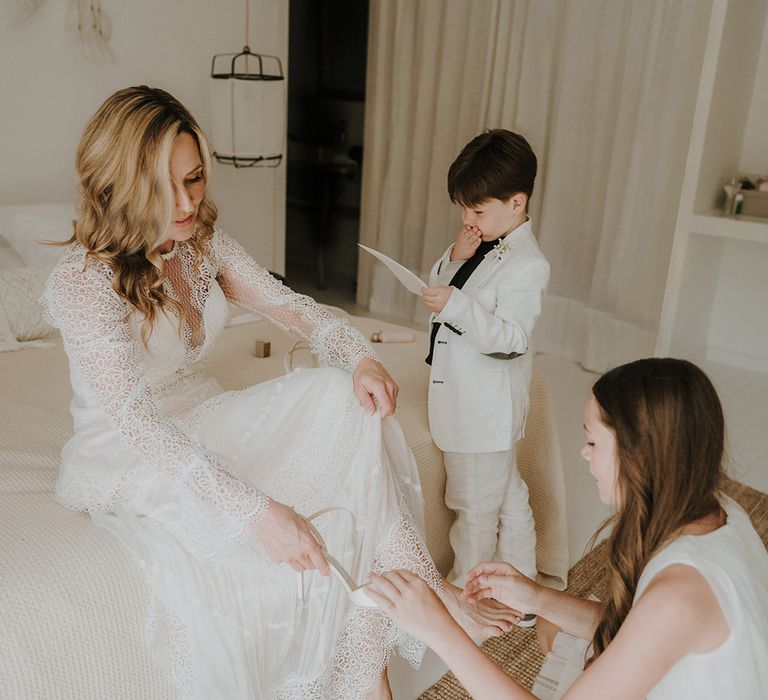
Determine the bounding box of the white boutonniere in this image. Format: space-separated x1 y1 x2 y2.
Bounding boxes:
492 238 510 261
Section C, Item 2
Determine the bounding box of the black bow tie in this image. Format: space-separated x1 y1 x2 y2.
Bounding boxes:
425 240 497 365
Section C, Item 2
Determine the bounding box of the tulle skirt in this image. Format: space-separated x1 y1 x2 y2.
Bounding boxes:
94 367 439 699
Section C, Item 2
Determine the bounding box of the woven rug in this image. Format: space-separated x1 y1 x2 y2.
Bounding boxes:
420 478 768 699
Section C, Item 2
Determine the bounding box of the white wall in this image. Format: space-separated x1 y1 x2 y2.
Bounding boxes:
740 8 768 175
706 239 768 373
0 0 287 274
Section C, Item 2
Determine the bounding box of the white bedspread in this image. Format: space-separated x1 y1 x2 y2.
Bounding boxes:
0 314 568 698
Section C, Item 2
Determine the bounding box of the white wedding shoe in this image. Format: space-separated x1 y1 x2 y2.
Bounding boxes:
298 507 378 608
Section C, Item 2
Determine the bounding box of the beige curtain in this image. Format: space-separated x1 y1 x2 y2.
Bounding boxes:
358 0 711 372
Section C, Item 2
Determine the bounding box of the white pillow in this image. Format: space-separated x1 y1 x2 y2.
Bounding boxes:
0 267 57 352
0 203 75 273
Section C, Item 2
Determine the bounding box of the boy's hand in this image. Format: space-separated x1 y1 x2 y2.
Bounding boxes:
450 225 482 262
422 285 453 314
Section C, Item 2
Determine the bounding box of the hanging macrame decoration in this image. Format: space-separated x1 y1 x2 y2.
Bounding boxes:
65 0 114 62
9 0 113 62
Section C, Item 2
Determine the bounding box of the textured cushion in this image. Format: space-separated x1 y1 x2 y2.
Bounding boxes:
0 235 24 271
0 203 75 273
0 268 56 351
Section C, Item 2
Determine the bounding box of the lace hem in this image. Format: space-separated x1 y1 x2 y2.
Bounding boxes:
139 497 438 700
275 500 438 698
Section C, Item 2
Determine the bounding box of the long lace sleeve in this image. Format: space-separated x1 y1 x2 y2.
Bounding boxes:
42 258 269 559
211 229 378 372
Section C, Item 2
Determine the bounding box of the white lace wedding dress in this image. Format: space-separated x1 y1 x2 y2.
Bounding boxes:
42 229 441 699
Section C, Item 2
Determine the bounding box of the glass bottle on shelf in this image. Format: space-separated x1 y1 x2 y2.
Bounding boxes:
733 192 744 216
723 177 739 215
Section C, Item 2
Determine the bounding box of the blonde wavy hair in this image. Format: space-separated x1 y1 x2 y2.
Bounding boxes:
64 85 218 344
587 358 724 662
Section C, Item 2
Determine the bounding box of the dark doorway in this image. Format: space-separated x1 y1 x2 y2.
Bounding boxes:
285 0 369 308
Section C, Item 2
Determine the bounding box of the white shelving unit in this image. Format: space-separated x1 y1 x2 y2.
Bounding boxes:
656 0 768 374
656 0 768 491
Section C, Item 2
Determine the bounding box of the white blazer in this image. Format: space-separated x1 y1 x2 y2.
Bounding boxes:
427 220 550 453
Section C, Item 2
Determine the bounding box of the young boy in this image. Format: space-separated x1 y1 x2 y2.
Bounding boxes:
422 129 550 597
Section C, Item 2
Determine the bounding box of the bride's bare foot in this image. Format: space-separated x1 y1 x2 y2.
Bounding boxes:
363 669 392 700
439 578 522 643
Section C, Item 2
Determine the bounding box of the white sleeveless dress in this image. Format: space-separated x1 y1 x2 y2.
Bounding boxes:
42 229 440 699
635 496 768 699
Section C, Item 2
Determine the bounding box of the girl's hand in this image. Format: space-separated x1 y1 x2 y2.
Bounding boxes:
366 570 457 647
464 561 541 615
422 284 453 314
253 500 330 576
451 225 482 261
352 357 399 417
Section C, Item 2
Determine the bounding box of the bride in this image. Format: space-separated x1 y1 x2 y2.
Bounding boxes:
42 86 516 699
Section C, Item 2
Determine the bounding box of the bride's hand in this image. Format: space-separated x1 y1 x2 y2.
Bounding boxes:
253 500 330 576
352 357 399 418
463 562 540 614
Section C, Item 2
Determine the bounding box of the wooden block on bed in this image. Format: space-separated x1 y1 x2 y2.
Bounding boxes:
252 339 271 358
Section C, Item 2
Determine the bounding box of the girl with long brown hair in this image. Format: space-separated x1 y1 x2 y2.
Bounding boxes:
42 86 513 699
368 358 768 698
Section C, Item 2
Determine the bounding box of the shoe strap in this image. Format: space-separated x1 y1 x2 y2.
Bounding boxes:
298 506 357 602
304 506 356 550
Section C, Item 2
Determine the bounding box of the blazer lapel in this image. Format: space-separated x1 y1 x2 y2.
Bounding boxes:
463 223 534 291
463 250 505 292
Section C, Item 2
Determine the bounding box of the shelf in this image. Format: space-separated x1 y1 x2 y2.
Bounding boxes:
656 0 768 371
690 210 768 243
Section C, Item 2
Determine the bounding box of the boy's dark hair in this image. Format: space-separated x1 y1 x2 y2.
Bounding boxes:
447 129 537 208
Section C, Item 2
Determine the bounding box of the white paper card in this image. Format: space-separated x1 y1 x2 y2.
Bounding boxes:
532 631 589 699
358 244 426 295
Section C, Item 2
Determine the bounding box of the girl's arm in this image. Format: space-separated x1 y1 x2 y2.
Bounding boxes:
370 564 726 700
533 588 600 641
367 571 536 700
563 563 729 699
432 621 535 699
465 562 600 641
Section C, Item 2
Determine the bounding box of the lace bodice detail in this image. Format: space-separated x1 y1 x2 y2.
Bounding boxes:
41 228 378 558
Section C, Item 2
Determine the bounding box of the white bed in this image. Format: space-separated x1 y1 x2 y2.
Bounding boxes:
0 205 568 697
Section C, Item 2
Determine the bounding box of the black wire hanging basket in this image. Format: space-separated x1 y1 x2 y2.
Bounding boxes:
209 46 286 168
